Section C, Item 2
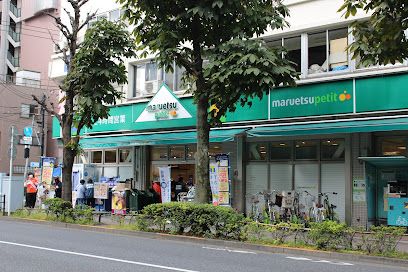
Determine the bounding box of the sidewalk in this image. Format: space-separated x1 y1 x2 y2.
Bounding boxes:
1 216 407 268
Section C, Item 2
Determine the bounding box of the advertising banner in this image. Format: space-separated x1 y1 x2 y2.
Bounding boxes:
94 183 109 199
159 167 171 203
112 191 126 215
209 162 219 206
215 154 230 206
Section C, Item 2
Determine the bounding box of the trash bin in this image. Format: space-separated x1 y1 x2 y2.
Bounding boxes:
127 190 140 212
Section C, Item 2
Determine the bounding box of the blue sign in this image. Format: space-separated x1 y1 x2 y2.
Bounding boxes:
30 162 40 168
24 126 33 137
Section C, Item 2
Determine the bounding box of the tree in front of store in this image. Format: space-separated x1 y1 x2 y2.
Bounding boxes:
119 0 298 203
33 0 135 201
339 0 408 66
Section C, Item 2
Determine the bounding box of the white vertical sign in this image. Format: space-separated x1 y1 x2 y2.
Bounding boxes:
159 167 171 203
209 162 219 206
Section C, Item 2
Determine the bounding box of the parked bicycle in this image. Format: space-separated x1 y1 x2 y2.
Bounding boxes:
249 192 264 222
303 191 325 223
319 192 338 221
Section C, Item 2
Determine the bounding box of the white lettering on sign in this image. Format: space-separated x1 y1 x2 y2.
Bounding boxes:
136 84 192 122
95 115 127 126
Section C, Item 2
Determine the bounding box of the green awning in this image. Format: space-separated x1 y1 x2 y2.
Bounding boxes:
359 156 408 168
248 117 408 137
80 128 246 149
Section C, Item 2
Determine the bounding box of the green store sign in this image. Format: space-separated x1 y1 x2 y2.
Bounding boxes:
52 74 408 138
269 80 354 119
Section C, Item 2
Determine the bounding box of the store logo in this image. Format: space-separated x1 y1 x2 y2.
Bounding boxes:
271 90 352 108
136 84 192 122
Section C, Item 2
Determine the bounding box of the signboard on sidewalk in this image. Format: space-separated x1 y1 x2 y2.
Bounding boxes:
210 162 219 206
215 154 231 206
159 167 171 203
94 183 109 199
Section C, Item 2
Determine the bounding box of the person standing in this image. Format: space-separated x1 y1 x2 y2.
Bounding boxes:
75 179 86 207
85 178 95 207
24 173 38 208
53 177 62 198
152 181 161 202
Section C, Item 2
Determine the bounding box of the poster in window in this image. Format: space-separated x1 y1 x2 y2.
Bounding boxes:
218 167 229 192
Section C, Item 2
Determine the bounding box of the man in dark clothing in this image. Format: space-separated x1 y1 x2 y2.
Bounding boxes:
54 177 62 198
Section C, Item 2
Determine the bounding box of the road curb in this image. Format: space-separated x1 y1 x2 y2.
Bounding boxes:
2 216 408 268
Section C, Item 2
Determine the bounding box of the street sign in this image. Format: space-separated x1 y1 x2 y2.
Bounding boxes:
30 162 40 168
20 136 33 145
23 126 33 137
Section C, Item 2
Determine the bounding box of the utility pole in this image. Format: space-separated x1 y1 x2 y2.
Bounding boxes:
40 94 46 156
8 126 16 216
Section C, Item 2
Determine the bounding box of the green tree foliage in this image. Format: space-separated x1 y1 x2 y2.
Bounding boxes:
119 0 298 202
67 19 136 131
34 0 135 202
339 0 408 66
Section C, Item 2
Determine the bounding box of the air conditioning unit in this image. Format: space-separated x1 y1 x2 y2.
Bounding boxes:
144 80 162 95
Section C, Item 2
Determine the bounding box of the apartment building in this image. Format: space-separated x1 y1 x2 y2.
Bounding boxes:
0 0 60 174
51 0 408 227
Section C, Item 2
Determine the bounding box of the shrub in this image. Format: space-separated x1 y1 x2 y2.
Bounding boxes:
359 226 406 254
44 198 73 220
308 220 349 250
141 202 248 240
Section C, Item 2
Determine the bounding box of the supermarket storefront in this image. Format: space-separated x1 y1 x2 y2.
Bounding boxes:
53 73 408 226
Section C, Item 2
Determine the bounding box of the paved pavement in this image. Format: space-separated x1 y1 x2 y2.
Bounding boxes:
0 220 406 272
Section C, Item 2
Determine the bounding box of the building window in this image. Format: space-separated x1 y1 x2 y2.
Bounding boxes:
248 142 268 161
20 104 35 118
270 142 292 160
151 146 168 160
170 145 185 160
91 151 102 164
119 148 132 163
131 62 186 98
308 31 327 74
187 145 196 160
295 140 318 160
209 144 223 158
378 137 407 156
104 150 117 163
284 36 301 73
328 28 349 72
321 139 345 160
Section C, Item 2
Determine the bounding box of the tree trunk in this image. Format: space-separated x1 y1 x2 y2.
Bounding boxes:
195 93 210 203
61 121 74 202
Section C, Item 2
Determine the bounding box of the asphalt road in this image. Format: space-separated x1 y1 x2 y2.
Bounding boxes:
0 220 406 272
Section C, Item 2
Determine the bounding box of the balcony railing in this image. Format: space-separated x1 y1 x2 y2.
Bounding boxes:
8 27 20 42
10 3 21 18
7 51 20 67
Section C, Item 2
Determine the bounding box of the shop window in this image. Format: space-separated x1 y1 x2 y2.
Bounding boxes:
308 31 327 74
328 28 349 72
104 150 117 163
248 142 268 161
175 66 186 92
379 137 407 156
91 151 102 164
266 39 282 49
119 149 132 163
187 145 196 160
151 146 168 160
77 151 90 164
170 146 185 160
321 139 345 160
270 142 292 160
295 140 318 160
209 144 223 158
284 36 301 73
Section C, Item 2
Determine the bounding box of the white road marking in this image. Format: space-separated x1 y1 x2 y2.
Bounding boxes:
286 256 312 261
202 246 256 254
287 256 354 266
0 240 199 272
